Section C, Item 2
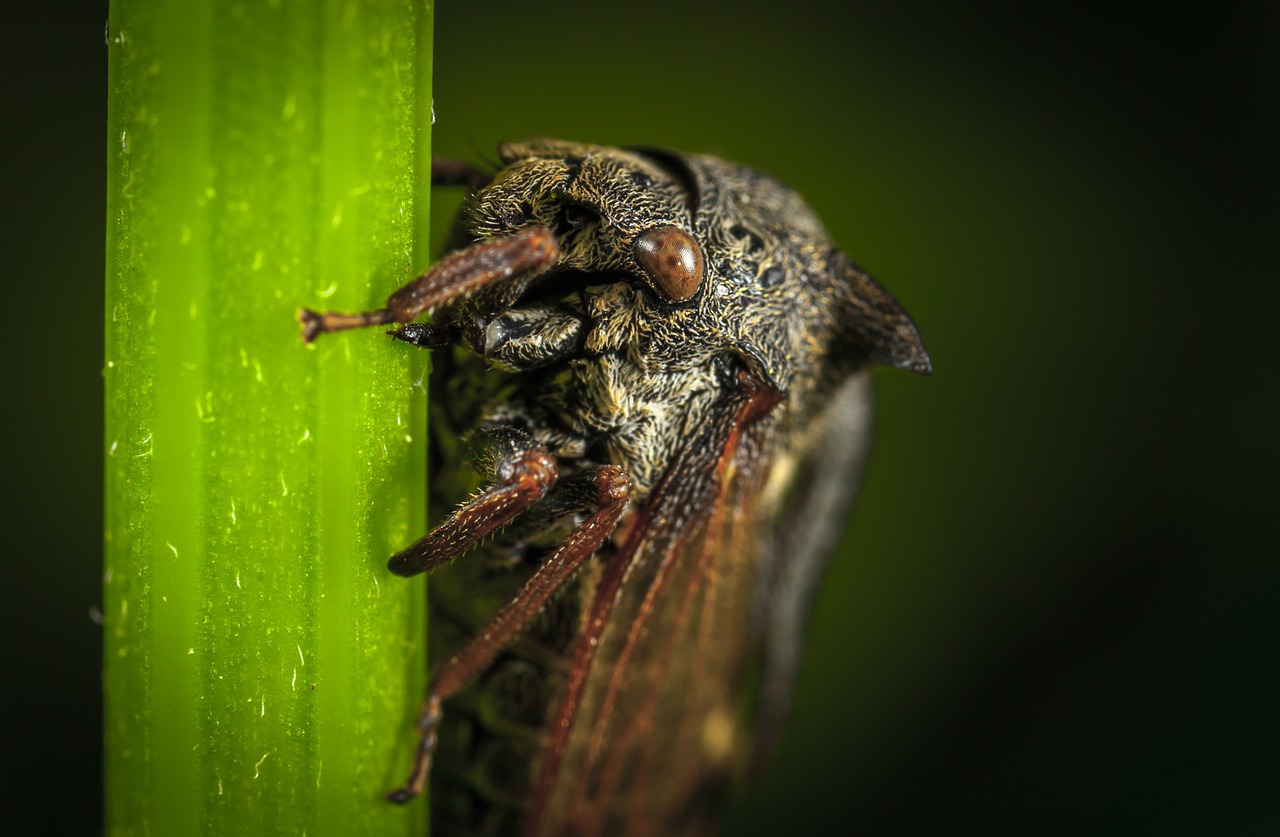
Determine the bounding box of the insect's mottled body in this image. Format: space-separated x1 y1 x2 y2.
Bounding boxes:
300 139 929 836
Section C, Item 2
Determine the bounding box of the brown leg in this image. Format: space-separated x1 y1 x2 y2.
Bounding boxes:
431 155 493 191
297 225 558 343
387 463 632 803
387 427 557 577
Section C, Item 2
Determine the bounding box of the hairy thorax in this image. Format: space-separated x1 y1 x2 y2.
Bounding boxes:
487 280 722 499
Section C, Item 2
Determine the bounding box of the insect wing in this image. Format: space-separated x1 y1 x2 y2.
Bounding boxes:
749 373 876 774
532 378 781 836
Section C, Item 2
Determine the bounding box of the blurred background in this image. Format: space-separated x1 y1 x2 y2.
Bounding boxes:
6 0 1276 832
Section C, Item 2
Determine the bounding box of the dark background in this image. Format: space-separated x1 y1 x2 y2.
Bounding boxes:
6 1 1277 832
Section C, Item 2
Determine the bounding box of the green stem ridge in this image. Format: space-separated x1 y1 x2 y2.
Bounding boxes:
105 2 433 834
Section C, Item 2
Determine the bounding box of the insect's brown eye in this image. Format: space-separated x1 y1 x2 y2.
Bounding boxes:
632 226 704 303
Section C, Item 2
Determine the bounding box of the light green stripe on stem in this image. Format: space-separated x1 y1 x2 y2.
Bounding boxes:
104 2 432 834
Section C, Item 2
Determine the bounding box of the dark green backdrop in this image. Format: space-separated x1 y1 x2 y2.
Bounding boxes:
7 0 1277 832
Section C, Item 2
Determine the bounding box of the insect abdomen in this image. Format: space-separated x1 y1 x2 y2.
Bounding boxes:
428 547 583 836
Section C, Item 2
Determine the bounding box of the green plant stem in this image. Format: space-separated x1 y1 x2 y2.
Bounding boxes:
104 2 432 834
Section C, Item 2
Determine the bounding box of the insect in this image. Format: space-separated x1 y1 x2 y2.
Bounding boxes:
299 139 930 836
